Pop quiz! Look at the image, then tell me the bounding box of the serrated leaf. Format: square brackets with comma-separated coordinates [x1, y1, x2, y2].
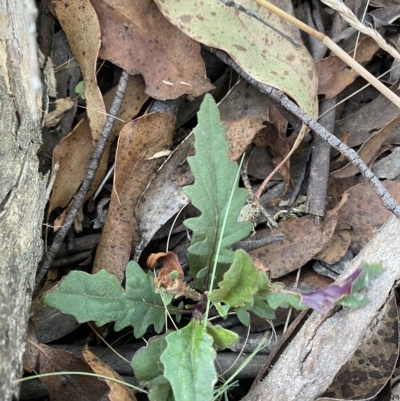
[160, 320, 217, 401]
[183, 94, 252, 283]
[208, 249, 259, 307]
[206, 324, 239, 349]
[41, 261, 165, 338]
[154, 0, 318, 119]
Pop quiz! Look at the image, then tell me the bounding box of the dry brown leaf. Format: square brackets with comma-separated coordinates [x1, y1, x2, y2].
[52, 0, 106, 143]
[338, 180, 400, 253]
[147, 251, 184, 290]
[314, 229, 352, 265]
[331, 116, 400, 178]
[91, 0, 213, 100]
[224, 117, 265, 161]
[93, 112, 175, 281]
[35, 342, 108, 400]
[82, 345, 137, 401]
[334, 80, 400, 149]
[326, 176, 360, 211]
[317, 37, 380, 100]
[249, 211, 338, 278]
[44, 97, 75, 127]
[49, 75, 148, 215]
[320, 292, 398, 400]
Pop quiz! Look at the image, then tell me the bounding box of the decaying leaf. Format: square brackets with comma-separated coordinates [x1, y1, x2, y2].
[249, 198, 346, 278]
[154, 0, 318, 119]
[93, 112, 175, 281]
[36, 343, 108, 400]
[52, 0, 106, 142]
[83, 345, 137, 401]
[91, 0, 213, 100]
[338, 180, 400, 253]
[49, 75, 148, 215]
[224, 117, 265, 161]
[331, 116, 400, 178]
[317, 37, 380, 99]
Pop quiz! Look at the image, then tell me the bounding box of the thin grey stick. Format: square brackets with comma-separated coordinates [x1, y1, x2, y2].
[219, 0, 299, 47]
[210, 47, 400, 219]
[36, 70, 130, 289]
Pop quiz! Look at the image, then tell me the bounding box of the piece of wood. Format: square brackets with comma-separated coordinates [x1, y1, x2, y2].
[242, 215, 400, 401]
[0, 1, 47, 399]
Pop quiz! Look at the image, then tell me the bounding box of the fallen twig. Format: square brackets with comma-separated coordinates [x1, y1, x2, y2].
[210, 48, 400, 219]
[35, 70, 130, 290]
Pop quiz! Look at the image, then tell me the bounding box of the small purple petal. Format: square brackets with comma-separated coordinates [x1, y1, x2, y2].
[301, 268, 363, 313]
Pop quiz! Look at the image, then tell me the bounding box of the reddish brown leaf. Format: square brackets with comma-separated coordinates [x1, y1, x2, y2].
[314, 229, 352, 265]
[224, 117, 265, 161]
[82, 345, 137, 401]
[331, 116, 400, 178]
[52, 0, 106, 142]
[91, 0, 213, 100]
[147, 251, 185, 291]
[338, 180, 400, 253]
[36, 343, 108, 401]
[317, 37, 380, 100]
[249, 198, 346, 278]
[93, 112, 175, 281]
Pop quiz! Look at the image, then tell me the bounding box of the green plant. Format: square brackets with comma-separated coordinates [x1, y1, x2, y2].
[42, 94, 382, 401]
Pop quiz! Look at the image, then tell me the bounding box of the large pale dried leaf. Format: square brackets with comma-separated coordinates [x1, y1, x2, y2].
[331, 116, 400, 178]
[91, 0, 213, 100]
[93, 112, 175, 280]
[36, 343, 108, 400]
[52, 0, 106, 142]
[317, 37, 380, 99]
[49, 75, 148, 214]
[338, 180, 400, 253]
[83, 345, 137, 401]
[321, 292, 398, 400]
[154, 0, 318, 119]
[249, 207, 340, 278]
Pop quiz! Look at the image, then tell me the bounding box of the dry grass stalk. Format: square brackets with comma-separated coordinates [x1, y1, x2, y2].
[250, 0, 400, 109]
[321, 0, 400, 64]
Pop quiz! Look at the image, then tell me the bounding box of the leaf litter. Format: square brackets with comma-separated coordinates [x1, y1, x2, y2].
[30, 0, 400, 400]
